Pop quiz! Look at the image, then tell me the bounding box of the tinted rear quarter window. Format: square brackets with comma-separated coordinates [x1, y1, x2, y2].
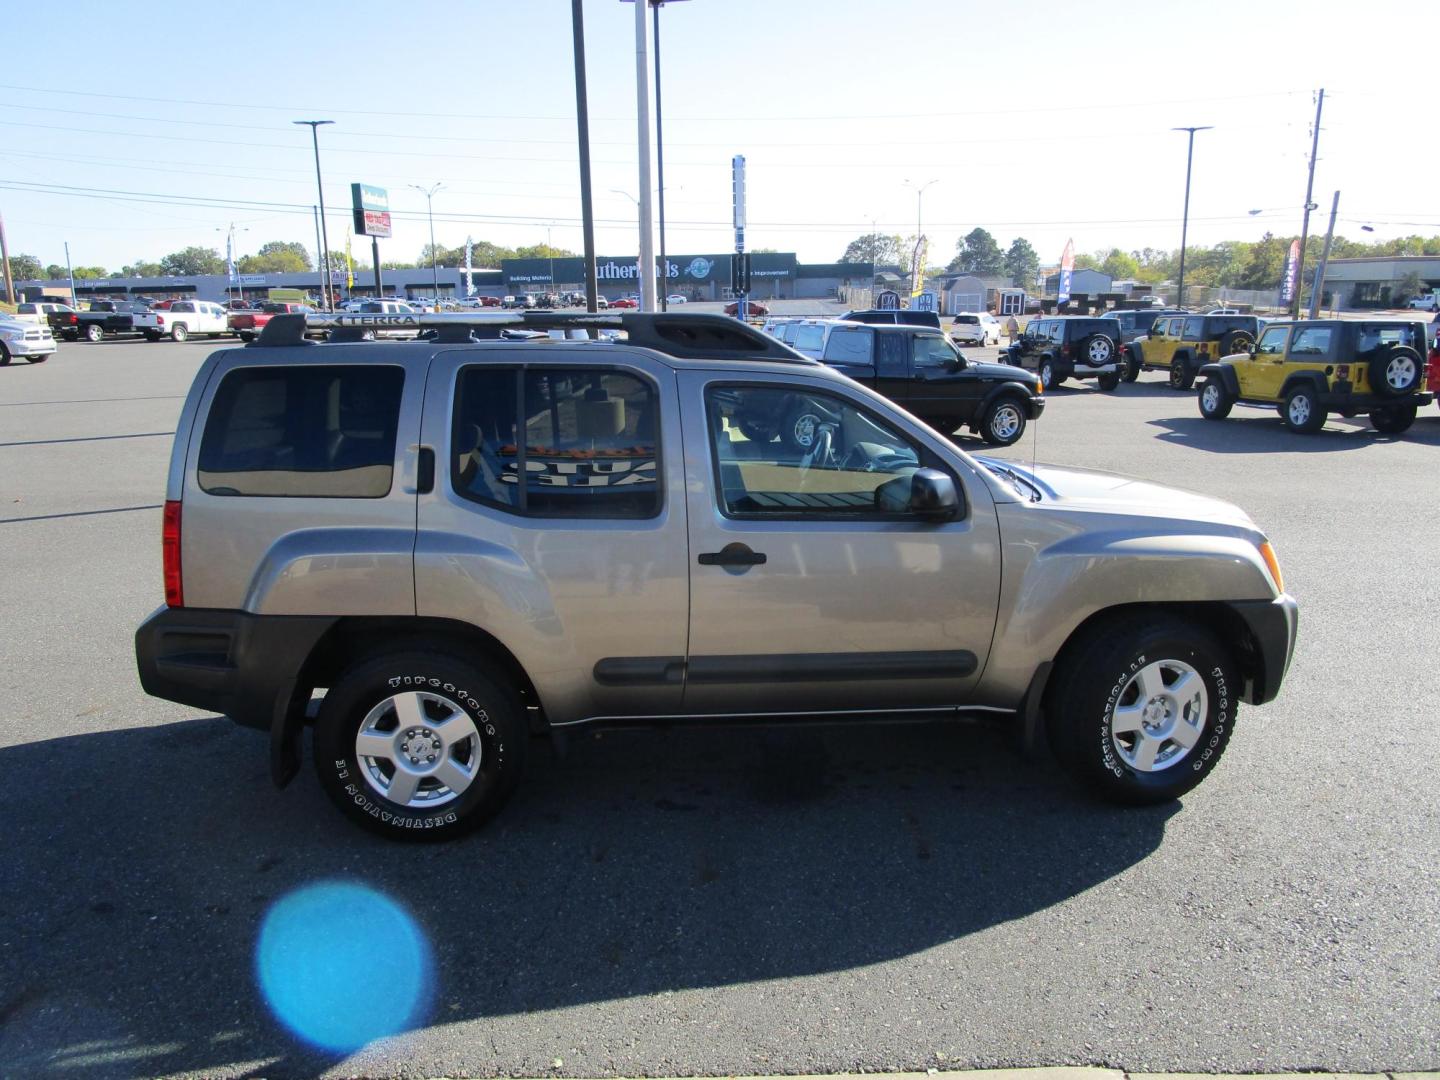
[198, 365, 404, 498]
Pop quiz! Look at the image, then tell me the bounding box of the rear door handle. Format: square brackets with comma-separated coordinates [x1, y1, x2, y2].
[698, 543, 767, 567]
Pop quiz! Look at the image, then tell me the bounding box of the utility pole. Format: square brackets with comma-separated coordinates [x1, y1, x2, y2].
[652, 0, 668, 311]
[633, 0, 657, 312]
[571, 0, 599, 313]
[294, 119, 335, 310]
[1308, 190, 1340, 319]
[0, 208, 14, 304]
[1172, 126, 1212, 310]
[1292, 89, 1324, 318]
[64, 241, 76, 306]
[311, 206, 325, 307]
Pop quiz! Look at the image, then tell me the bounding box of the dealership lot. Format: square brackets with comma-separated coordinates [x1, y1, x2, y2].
[1, 340, 1437, 1078]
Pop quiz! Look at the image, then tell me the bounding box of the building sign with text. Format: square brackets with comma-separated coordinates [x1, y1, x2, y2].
[351, 183, 392, 238]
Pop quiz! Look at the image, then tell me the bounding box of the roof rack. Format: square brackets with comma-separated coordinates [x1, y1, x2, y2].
[253, 311, 815, 364]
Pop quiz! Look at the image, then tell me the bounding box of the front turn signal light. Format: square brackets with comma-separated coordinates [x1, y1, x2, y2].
[1258, 540, 1284, 594]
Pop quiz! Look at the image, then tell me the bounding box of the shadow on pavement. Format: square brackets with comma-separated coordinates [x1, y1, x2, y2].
[1148, 411, 1440, 452]
[0, 716, 1175, 1078]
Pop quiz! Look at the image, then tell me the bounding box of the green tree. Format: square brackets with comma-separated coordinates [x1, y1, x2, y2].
[8, 253, 43, 280]
[514, 243, 576, 260]
[71, 266, 109, 280]
[1393, 271, 1426, 305]
[1002, 237, 1039, 289]
[159, 246, 224, 276]
[1236, 232, 1288, 291]
[947, 228, 1003, 275]
[1099, 248, 1139, 280]
[44, 264, 66, 279]
[840, 233, 904, 266]
[1072, 252, 1101, 271]
[238, 241, 311, 274]
[120, 260, 164, 277]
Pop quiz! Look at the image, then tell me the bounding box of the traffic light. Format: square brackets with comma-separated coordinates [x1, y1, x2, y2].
[730, 253, 751, 294]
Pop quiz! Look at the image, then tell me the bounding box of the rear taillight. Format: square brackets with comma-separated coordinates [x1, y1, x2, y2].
[155, 314, 165, 325]
[68, 313, 78, 324]
[1060, 343, 1071, 358]
[162, 500, 183, 607]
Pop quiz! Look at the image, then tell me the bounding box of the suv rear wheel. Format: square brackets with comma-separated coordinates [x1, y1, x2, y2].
[1370, 346, 1422, 398]
[1282, 385, 1326, 433]
[1122, 346, 1141, 383]
[314, 648, 527, 840]
[1047, 615, 1238, 804]
[1096, 371, 1120, 392]
[1370, 403, 1417, 434]
[1169, 356, 1195, 390]
[1198, 379, 1234, 420]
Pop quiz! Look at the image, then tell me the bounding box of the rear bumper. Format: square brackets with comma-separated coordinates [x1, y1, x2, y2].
[135, 606, 335, 731]
[1226, 594, 1299, 706]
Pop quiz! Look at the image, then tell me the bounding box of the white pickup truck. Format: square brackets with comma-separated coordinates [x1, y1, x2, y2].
[1406, 294, 1438, 312]
[153, 300, 230, 341]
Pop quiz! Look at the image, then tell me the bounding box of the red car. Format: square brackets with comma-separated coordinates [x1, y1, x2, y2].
[724, 300, 770, 317]
[609, 298, 638, 309]
[479, 296, 501, 307]
[1427, 335, 1440, 403]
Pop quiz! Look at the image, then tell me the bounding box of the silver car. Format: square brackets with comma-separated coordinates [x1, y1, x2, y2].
[136, 311, 1298, 840]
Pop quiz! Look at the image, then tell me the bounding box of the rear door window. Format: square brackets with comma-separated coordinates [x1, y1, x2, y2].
[912, 334, 957, 368]
[198, 365, 404, 498]
[1182, 317, 1206, 341]
[452, 366, 660, 519]
[822, 327, 874, 365]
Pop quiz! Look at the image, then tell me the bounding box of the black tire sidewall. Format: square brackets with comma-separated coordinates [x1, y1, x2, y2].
[314, 652, 525, 840]
[0, 343, 10, 366]
[983, 400, 1025, 445]
[1050, 620, 1238, 804]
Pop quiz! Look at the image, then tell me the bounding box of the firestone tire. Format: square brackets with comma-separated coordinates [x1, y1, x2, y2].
[313, 649, 527, 841]
[1047, 615, 1239, 805]
[1198, 379, 1234, 420]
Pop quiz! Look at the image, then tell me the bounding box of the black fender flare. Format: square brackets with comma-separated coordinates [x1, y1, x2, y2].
[1197, 362, 1239, 397]
[1172, 348, 1196, 371]
[978, 381, 1043, 419]
[1278, 370, 1328, 400]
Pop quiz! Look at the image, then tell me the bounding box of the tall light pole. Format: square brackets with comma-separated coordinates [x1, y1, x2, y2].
[1172, 126, 1212, 310]
[903, 178, 938, 296]
[632, 0, 657, 311]
[411, 183, 442, 307]
[294, 120, 334, 310]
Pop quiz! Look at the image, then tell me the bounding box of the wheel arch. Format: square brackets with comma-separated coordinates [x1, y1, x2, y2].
[1197, 362, 1240, 396]
[1037, 601, 1273, 721]
[272, 615, 546, 788]
[1279, 370, 1327, 399]
[979, 381, 1041, 417]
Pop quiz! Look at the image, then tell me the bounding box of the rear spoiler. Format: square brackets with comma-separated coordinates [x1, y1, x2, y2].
[254, 310, 815, 364]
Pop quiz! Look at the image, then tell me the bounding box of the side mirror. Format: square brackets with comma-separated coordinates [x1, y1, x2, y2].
[897, 468, 959, 521]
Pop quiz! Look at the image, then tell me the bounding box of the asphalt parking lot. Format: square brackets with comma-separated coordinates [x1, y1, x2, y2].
[1, 337, 1438, 1080]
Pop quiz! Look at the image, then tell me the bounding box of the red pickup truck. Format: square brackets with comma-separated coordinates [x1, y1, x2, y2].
[227, 302, 315, 342]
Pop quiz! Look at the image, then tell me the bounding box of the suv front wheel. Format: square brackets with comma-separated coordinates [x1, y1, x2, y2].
[1169, 357, 1195, 390]
[1047, 615, 1238, 804]
[314, 648, 527, 840]
[1198, 379, 1234, 420]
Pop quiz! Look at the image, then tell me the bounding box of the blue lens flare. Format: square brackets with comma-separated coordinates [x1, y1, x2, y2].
[256, 881, 433, 1054]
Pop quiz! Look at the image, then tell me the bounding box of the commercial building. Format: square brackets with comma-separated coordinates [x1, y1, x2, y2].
[1316, 255, 1440, 309]
[17, 253, 875, 306]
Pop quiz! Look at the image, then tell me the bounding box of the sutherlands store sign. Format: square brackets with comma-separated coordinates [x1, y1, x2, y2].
[504, 253, 798, 287]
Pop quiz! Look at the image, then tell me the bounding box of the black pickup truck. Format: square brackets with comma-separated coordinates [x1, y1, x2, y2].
[782, 322, 1045, 446]
[48, 301, 163, 343]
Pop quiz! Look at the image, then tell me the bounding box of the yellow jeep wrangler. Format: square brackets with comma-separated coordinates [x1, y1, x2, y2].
[1196, 319, 1433, 434]
[1131, 314, 1259, 389]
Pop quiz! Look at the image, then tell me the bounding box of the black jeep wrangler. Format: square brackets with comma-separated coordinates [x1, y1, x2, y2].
[1005, 316, 1123, 391]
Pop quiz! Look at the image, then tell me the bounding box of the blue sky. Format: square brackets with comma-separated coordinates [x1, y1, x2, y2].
[2, 0, 1434, 272]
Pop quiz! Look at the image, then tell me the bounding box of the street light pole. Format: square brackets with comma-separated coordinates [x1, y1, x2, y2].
[411, 183, 443, 307]
[294, 120, 334, 310]
[1172, 126, 1213, 310]
[632, 0, 657, 311]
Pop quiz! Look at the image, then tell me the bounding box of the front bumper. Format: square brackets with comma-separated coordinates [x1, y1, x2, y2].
[3, 336, 56, 357]
[1226, 594, 1299, 705]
